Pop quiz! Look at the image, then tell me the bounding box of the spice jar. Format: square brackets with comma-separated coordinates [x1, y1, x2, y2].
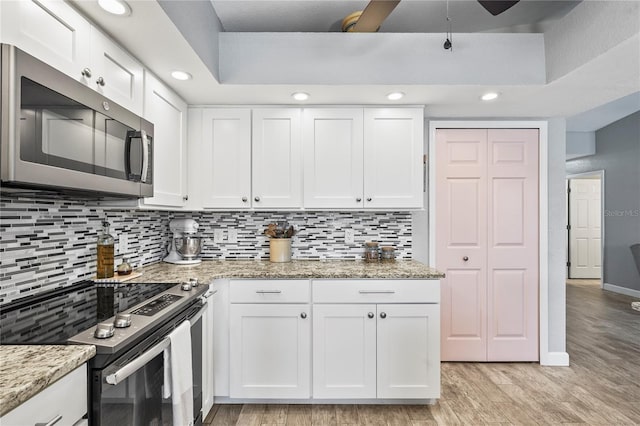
[364, 242, 380, 262]
[117, 258, 133, 275]
[380, 246, 396, 261]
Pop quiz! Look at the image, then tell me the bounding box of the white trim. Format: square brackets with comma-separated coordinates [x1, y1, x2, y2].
[542, 351, 570, 366]
[566, 170, 605, 288]
[214, 397, 436, 405]
[604, 283, 640, 298]
[428, 121, 552, 365]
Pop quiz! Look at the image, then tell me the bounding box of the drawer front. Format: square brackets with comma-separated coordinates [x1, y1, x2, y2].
[1, 364, 87, 426]
[312, 280, 439, 304]
[230, 280, 310, 303]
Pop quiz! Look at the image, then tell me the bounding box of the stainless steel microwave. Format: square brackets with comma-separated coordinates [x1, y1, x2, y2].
[0, 44, 153, 197]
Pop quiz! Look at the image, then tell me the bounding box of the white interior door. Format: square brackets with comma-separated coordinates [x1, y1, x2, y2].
[569, 178, 602, 279]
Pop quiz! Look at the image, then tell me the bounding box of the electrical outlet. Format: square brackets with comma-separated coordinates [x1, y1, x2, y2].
[228, 229, 238, 244]
[120, 235, 129, 254]
[345, 229, 355, 244]
[213, 229, 224, 244]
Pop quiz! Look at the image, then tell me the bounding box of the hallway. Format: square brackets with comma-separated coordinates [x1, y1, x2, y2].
[205, 281, 640, 425]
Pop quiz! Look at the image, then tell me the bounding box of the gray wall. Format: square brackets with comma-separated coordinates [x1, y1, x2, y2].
[566, 111, 640, 291]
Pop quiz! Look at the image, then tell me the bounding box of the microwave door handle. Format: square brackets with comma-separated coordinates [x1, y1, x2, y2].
[124, 130, 134, 180]
[140, 130, 149, 183]
[105, 336, 170, 385]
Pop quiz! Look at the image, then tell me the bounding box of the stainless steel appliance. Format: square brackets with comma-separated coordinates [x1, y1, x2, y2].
[164, 219, 203, 265]
[0, 280, 210, 426]
[0, 44, 153, 197]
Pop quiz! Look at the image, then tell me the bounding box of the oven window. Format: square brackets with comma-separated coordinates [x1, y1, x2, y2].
[20, 77, 134, 179]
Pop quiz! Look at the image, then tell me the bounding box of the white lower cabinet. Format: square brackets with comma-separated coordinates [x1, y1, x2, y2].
[1, 364, 87, 426]
[230, 303, 311, 399]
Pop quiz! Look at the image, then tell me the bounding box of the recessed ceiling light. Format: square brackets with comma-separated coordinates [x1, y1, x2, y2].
[481, 92, 499, 101]
[171, 71, 192, 81]
[387, 92, 404, 101]
[98, 0, 131, 16]
[292, 92, 310, 101]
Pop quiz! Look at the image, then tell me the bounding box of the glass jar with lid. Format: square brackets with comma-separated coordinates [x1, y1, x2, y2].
[364, 241, 380, 262]
[380, 246, 396, 261]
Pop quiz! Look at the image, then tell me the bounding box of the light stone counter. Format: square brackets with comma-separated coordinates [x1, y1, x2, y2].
[126, 259, 444, 284]
[0, 345, 96, 416]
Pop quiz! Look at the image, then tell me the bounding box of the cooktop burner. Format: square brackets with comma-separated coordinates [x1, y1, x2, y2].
[0, 281, 176, 345]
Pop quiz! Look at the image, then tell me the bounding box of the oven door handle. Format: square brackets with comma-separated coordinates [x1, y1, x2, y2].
[105, 336, 171, 385]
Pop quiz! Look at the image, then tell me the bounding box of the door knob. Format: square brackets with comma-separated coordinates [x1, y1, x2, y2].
[81, 68, 92, 78]
[242, 197, 248, 202]
[366, 197, 372, 202]
[367, 312, 374, 319]
[463, 256, 469, 261]
[356, 197, 362, 202]
[254, 196, 260, 202]
[96, 77, 106, 86]
[380, 312, 387, 319]
[300, 312, 307, 319]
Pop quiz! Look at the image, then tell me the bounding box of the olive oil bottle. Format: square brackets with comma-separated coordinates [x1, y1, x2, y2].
[96, 221, 115, 278]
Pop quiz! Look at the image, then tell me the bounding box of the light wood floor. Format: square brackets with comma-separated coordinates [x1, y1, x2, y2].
[204, 282, 640, 425]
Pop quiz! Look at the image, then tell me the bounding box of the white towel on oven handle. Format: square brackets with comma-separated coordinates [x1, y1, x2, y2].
[163, 320, 194, 426]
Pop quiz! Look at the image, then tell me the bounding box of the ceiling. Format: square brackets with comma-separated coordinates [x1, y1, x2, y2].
[69, 0, 639, 126]
[211, 0, 581, 33]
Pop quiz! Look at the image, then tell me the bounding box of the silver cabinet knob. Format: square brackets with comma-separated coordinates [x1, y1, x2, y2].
[463, 256, 469, 261]
[300, 312, 307, 319]
[366, 197, 372, 202]
[35, 414, 63, 426]
[183, 195, 189, 201]
[380, 312, 387, 319]
[242, 197, 248, 202]
[114, 313, 131, 328]
[367, 312, 374, 319]
[96, 76, 106, 86]
[254, 196, 260, 202]
[94, 322, 115, 339]
[356, 197, 362, 202]
[81, 68, 92, 78]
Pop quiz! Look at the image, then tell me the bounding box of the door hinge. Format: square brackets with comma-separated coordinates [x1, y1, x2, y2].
[567, 187, 571, 193]
[567, 261, 571, 267]
[567, 224, 571, 230]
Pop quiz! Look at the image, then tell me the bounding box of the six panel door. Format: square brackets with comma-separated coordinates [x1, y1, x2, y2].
[436, 128, 539, 362]
[569, 178, 602, 279]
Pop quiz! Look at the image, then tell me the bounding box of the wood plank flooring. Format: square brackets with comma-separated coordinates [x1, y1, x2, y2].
[204, 282, 640, 425]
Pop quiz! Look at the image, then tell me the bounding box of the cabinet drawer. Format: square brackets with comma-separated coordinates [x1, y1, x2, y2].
[312, 280, 439, 303]
[1, 364, 87, 426]
[230, 280, 310, 303]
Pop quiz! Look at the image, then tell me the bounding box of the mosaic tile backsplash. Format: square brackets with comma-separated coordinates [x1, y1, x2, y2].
[1, 193, 412, 303]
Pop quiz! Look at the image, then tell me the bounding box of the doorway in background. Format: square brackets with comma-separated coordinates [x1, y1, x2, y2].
[567, 171, 604, 287]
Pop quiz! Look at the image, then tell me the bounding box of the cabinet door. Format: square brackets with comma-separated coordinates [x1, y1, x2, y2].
[230, 304, 311, 399]
[303, 108, 364, 209]
[142, 73, 187, 207]
[90, 28, 144, 115]
[312, 304, 377, 399]
[201, 286, 216, 418]
[252, 108, 302, 209]
[377, 304, 440, 399]
[201, 109, 252, 209]
[364, 108, 424, 209]
[0, 0, 91, 80]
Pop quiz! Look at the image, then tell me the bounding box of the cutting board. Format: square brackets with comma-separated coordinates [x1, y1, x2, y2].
[93, 271, 142, 283]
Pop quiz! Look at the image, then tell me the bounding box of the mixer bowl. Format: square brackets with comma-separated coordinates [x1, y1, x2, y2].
[174, 235, 202, 259]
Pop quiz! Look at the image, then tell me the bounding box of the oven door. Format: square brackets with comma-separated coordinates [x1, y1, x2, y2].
[94, 307, 204, 426]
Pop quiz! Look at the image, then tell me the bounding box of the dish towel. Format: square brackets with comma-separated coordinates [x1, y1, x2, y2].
[163, 320, 194, 426]
[632, 301, 640, 312]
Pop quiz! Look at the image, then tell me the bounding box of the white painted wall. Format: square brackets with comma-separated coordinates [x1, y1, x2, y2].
[566, 132, 596, 160]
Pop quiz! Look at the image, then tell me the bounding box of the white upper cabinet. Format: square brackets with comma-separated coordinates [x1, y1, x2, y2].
[200, 108, 252, 209]
[364, 108, 424, 209]
[303, 108, 364, 209]
[0, 0, 144, 115]
[90, 28, 144, 115]
[142, 72, 188, 208]
[0, 0, 91, 80]
[252, 108, 302, 209]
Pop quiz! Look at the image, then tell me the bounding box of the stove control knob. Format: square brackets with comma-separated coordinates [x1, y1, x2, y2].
[114, 313, 132, 328]
[94, 323, 115, 339]
[181, 282, 192, 291]
[189, 278, 199, 287]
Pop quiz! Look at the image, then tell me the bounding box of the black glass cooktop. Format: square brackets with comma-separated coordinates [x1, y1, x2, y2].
[0, 281, 177, 344]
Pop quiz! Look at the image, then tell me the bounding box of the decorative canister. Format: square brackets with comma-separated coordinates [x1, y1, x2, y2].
[364, 241, 380, 262]
[270, 238, 292, 263]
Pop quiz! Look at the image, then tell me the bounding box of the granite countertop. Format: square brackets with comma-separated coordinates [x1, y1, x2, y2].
[126, 259, 444, 284]
[0, 345, 96, 416]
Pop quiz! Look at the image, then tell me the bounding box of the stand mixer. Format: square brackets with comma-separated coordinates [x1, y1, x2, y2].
[163, 218, 203, 265]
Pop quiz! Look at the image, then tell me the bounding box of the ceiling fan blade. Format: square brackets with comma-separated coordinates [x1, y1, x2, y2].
[477, 0, 519, 16]
[351, 0, 401, 32]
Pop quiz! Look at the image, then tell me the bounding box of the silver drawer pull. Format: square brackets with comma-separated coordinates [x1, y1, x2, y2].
[256, 290, 282, 294]
[358, 290, 396, 294]
[35, 415, 63, 426]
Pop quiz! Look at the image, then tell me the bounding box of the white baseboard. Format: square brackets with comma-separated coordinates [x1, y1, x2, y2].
[603, 283, 640, 298]
[541, 351, 570, 366]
